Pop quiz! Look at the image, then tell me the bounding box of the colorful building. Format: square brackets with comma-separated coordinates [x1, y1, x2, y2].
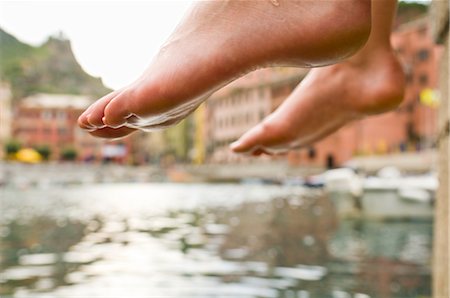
[12, 93, 134, 162]
[0, 83, 13, 158]
[205, 68, 308, 162]
[12, 93, 97, 160]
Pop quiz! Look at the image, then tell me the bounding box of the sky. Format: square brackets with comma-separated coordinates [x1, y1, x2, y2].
[0, 1, 193, 89]
[0, 0, 431, 90]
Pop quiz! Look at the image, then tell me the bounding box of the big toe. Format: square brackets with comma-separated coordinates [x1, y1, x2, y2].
[79, 90, 122, 129]
[230, 120, 291, 154]
[230, 125, 263, 154]
[103, 89, 135, 128]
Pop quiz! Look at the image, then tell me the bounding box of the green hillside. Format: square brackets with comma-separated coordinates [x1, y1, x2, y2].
[0, 28, 111, 101]
[396, 1, 429, 26]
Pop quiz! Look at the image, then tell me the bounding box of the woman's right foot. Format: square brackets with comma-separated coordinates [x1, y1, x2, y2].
[231, 48, 405, 155]
[78, 0, 371, 138]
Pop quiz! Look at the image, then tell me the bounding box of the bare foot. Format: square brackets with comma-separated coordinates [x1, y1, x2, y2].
[230, 48, 405, 155]
[78, 0, 371, 138]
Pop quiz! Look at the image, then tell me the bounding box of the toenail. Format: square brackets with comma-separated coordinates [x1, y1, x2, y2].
[80, 123, 93, 130]
[85, 127, 98, 132]
[230, 140, 242, 150]
[85, 113, 93, 122]
[102, 116, 121, 129]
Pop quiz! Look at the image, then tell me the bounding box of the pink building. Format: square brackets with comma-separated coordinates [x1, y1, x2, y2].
[205, 68, 307, 162]
[13, 93, 133, 162]
[392, 17, 441, 142]
[0, 83, 13, 159]
[13, 94, 94, 159]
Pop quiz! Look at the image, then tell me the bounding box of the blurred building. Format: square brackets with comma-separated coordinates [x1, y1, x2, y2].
[201, 17, 442, 167]
[12, 93, 106, 161]
[205, 68, 308, 162]
[0, 83, 13, 158]
[193, 104, 206, 164]
[393, 17, 441, 145]
[13, 93, 140, 163]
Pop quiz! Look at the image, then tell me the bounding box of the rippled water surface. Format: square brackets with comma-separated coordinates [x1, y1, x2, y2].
[0, 182, 432, 297]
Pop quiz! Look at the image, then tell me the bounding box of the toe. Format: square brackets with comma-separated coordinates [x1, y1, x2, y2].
[88, 90, 123, 128]
[78, 113, 93, 130]
[103, 89, 134, 128]
[230, 123, 271, 153]
[89, 126, 137, 139]
[78, 105, 96, 129]
[231, 119, 293, 154]
[79, 90, 122, 129]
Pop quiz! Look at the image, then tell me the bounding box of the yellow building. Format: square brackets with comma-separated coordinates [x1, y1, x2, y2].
[0, 83, 13, 159]
[193, 104, 206, 164]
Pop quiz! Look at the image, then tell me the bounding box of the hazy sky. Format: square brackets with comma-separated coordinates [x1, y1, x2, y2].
[0, 0, 431, 90]
[0, 1, 193, 89]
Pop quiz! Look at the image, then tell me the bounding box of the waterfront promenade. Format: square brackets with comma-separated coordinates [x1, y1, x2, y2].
[0, 150, 437, 187]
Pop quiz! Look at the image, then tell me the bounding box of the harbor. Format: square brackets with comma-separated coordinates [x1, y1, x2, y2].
[0, 163, 434, 297]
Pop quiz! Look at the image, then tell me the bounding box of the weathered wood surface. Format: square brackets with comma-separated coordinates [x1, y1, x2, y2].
[431, 1, 449, 297]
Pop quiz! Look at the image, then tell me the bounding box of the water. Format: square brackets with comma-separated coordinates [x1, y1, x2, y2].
[0, 182, 432, 297]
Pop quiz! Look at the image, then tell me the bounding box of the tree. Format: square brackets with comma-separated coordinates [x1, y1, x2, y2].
[35, 145, 51, 161]
[60, 147, 77, 161]
[4, 140, 21, 156]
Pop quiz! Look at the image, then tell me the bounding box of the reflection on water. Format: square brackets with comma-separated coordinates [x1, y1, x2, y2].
[0, 183, 432, 297]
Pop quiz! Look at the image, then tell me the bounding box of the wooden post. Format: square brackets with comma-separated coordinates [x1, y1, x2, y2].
[431, 1, 449, 297]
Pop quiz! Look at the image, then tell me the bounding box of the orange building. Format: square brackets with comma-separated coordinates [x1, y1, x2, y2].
[12, 93, 133, 162]
[12, 94, 163, 163]
[205, 68, 307, 162]
[13, 93, 98, 160]
[0, 83, 13, 159]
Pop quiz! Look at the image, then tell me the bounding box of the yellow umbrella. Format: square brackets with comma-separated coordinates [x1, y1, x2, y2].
[15, 148, 42, 164]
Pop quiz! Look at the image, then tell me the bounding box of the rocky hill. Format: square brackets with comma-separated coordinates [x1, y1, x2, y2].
[396, 1, 430, 27]
[0, 28, 111, 101]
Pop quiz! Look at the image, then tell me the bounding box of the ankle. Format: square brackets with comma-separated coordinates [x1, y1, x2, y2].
[354, 57, 406, 115]
[347, 44, 396, 67]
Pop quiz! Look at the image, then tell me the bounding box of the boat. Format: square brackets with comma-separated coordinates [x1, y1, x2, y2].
[324, 167, 436, 220]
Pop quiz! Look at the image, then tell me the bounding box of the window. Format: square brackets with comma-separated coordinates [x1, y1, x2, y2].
[308, 147, 316, 160]
[418, 74, 428, 85]
[42, 110, 52, 120]
[416, 49, 429, 62]
[405, 72, 413, 84]
[57, 111, 66, 120]
[58, 128, 68, 135]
